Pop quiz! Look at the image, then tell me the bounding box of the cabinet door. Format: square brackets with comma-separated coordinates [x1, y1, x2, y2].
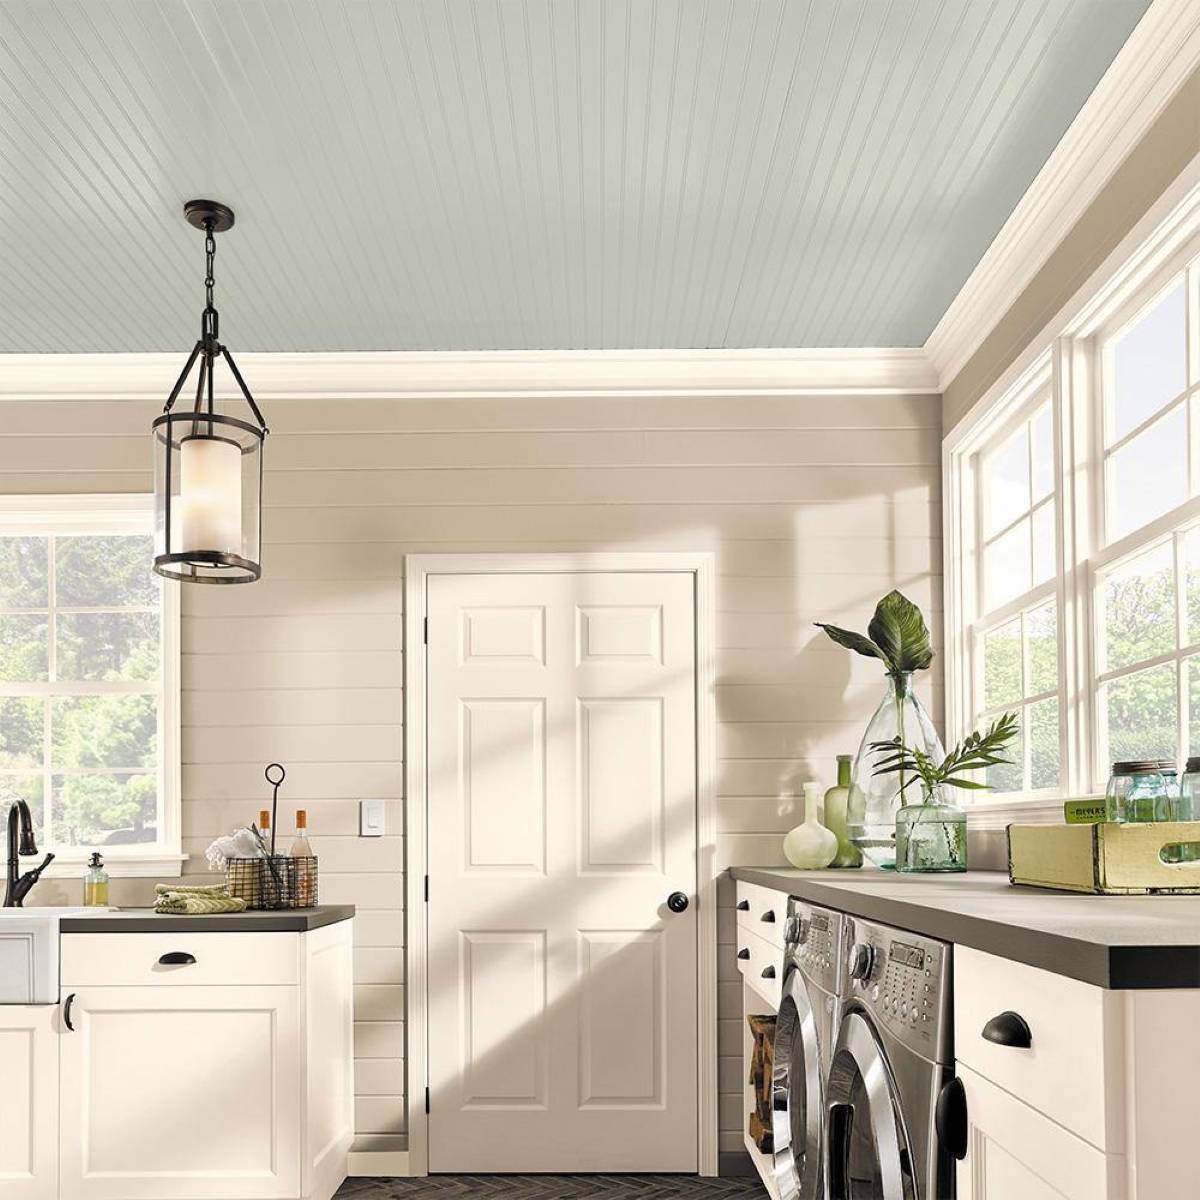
[0, 1006, 57, 1200]
[60, 985, 300, 1199]
[957, 1064, 1121, 1200]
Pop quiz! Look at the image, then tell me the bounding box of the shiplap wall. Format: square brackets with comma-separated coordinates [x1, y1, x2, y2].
[10, 389, 941, 1158]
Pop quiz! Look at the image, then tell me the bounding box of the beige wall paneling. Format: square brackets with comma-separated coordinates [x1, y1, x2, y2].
[10, 388, 940, 1162]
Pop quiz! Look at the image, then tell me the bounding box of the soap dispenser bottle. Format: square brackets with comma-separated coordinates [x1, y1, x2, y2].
[83, 852, 109, 907]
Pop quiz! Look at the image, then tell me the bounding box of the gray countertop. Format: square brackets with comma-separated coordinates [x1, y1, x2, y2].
[729, 867, 1200, 989]
[60, 904, 355, 933]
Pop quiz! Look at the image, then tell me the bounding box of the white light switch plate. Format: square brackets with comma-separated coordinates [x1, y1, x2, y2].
[359, 799, 385, 837]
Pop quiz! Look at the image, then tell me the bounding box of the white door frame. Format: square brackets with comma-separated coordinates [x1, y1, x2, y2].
[403, 551, 717, 1177]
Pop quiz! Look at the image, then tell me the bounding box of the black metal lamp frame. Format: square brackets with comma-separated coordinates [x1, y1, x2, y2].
[153, 200, 269, 585]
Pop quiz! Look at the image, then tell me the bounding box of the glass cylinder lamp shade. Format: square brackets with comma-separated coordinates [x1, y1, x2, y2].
[153, 410, 263, 584]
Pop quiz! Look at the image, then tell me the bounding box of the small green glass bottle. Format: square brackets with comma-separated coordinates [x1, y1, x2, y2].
[823, 755, 862, 868]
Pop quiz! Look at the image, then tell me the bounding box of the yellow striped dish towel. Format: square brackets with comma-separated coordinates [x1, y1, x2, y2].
[154, 882, 248, 915]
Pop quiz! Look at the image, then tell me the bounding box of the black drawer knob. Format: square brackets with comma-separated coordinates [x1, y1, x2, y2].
[761, 909, 776, 923]
[666, 891, 689, 914]
[737, 948, 750, 960]
[761, 965, 776, 979]
[982, 1011, 1032, 1049]
[736, 899, 750, 911]
[158, 951, 197, 966]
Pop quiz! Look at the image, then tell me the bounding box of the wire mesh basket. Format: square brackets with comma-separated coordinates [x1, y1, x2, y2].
[226, 855, 318, 910]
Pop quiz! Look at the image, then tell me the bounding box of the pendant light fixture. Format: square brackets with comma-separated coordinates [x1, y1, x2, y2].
[153, 200, 268, 585]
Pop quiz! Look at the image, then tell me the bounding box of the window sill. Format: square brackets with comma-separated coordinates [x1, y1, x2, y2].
[39, 852, 188, 880]
[965, 797, 1066, 831]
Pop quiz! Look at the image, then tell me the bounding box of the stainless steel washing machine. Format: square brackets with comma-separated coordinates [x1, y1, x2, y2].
[772, 899, 842, 1200]
[824, 916, 960, 1200]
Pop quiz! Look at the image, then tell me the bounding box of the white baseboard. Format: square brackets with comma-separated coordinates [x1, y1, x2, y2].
[346, 1149, 411, 1177]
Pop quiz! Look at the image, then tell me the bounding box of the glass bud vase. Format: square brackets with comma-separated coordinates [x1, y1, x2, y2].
[895, 784, 968, 873]
[848, 672, 944, 870]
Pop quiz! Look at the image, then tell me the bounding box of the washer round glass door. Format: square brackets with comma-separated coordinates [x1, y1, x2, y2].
[772, 970, 822, 1199]
[824, 1010, 915, 1200]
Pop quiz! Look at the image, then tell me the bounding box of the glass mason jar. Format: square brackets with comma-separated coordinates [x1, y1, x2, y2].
[848, 672, 944, 870]
[895, 785, 968, 873]
[1181, 758, 1200, 823]
[1105, 760, 1173, 823]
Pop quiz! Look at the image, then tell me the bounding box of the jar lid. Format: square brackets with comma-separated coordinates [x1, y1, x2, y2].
[1111, 759, 1170, 775]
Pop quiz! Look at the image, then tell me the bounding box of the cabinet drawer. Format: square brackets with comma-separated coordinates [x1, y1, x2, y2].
[737, 927, 782, 1010]
[62, 932, 299, 987]
[956, 1064, 1118, 1200]
[954, 945, 1122, 1152]
[735, 881, 786, 949]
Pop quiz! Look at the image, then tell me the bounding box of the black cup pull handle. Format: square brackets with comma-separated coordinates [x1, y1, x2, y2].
[158, 951, 197, 966]
[761, 909, 776, 923]
[761, 964, 776, 979]
[737, 948, 750, 960]
[666, 891, 689, 914]
[982, 1011, 1032, 1049]
[63, 992, 75, 1032]
[736, 899, 750, 911]
[935, 1077, 968, 1160]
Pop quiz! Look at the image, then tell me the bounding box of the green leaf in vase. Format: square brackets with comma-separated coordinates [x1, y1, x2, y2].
[813, 623, 887, 663]
[866, 590, 934, 674]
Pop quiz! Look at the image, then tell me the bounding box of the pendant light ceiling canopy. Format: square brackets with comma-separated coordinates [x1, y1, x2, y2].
[152, 200, 268, 586]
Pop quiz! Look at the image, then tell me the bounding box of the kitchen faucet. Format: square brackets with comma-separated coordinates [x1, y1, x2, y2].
[5, 794, 54, 907]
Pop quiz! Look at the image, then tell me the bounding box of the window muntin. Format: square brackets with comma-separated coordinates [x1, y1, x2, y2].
[0, 501, 175, 860]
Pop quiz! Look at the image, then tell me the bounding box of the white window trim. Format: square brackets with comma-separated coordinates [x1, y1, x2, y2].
[945, 158, 1200, 827]
[0, 494, 183, 877]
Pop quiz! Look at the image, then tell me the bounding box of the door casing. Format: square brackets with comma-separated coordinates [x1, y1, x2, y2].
[403, 552, 717, 1176]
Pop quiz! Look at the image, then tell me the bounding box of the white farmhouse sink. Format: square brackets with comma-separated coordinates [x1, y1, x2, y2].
[0, 907, 102, 1003]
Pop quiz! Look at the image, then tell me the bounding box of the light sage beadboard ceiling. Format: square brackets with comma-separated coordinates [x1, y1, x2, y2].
[0, 0, 1151, 353]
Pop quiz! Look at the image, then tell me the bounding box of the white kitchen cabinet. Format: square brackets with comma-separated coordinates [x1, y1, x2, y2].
[0, 1005, 57, 1200]
[57, 921, 353, 1200]
[956, 944, 1200, 1200]
[956, 1064, 1118, 1200]
[59, 984, 302, 1199]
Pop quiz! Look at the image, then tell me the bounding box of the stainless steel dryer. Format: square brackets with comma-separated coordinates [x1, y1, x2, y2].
[772, 899, 842, 1200]
[824, 916, 960, 1200]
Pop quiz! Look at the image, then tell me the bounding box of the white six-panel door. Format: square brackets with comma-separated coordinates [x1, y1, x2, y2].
[425, 571, 699, 1172]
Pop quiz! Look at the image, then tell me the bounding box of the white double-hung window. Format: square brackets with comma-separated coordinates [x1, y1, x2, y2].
[946, 178, 1200, 818]
[953, 366, 1064, 802]
[0, 496, 181, 874]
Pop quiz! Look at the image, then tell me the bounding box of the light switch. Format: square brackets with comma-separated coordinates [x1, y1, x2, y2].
[359, 799, 385, 837]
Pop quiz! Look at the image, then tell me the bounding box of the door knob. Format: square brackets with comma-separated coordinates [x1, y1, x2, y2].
[667, 891, 690, 913]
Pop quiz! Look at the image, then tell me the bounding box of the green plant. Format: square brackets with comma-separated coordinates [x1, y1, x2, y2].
[870, 712, 1019, 799]
[815, 590, 934, 677]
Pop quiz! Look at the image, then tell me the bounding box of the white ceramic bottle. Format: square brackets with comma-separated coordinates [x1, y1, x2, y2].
[782, 781, 839, 870]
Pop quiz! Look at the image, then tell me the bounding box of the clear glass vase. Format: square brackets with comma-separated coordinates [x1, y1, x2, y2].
[847, 672, 944, 870]
[895, 785, 967, 873]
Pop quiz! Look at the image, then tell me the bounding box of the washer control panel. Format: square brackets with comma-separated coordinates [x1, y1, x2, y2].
[786, 899, 841, 994]
[843, 917, 950, 1063]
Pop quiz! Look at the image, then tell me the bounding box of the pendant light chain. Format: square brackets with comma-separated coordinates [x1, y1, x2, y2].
[202, 218, 219, 343]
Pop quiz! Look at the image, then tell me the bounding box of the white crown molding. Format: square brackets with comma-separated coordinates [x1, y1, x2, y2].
[925, 0, 1200, 392]
[0, 346, 937, 400]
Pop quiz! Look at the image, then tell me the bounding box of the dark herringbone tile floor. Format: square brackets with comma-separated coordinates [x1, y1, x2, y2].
[336, 1176, 764, 1198]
